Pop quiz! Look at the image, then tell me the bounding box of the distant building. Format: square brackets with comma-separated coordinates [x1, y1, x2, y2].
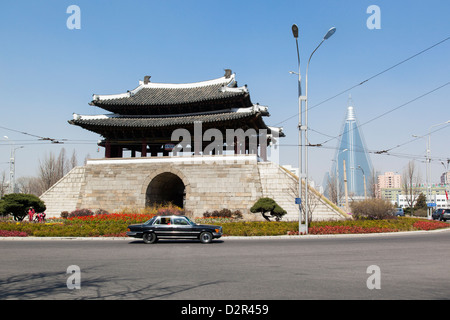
[378, 172, 401, 189]
[393, 186, 449, 208]
[380, 188, 402, 204]
[377, 172, 401, 198]
[331, 97, 373, 200]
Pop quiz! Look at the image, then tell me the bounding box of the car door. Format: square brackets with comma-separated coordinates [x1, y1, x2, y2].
[153, 216, 175, 238]
[172, 216, 199, 239]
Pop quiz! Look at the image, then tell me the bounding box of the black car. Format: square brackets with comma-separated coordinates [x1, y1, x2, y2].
[441, 209, 450, 222]
[432, 208, 446, 221]
[126, 215, 223, 244]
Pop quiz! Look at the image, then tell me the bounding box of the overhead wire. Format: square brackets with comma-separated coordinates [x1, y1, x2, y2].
[274, 35, 450, 127]
[316, 81, 450, 148]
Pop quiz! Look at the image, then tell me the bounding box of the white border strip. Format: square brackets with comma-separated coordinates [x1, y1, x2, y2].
[86, 154, 258, 165]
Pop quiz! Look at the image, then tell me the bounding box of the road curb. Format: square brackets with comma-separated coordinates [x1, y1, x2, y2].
[0, 227, 449, 241]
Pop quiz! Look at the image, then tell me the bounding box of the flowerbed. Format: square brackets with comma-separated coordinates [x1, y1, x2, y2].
[0, 213, 448, 237]
[0, 230, 28, 237]
[0, 213, 156, 237]
[287, 226, 397, 235]
[413, 220, 448, 231]
[286, 218, 449, 236]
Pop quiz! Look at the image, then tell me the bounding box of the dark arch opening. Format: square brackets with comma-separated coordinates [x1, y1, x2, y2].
[145, 172, 185, 208]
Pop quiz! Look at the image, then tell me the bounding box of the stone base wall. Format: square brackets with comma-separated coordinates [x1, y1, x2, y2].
[40, 155, 348, 221]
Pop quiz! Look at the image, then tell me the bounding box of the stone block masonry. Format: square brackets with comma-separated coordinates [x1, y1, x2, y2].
[40, 155, 347, 221]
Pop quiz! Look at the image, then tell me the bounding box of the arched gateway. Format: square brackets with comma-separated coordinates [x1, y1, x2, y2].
[141, 167, 191, 210]
[146, 172, 185, 208]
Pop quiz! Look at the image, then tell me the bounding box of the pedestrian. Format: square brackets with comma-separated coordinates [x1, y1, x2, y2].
[28, 207, 35, 222]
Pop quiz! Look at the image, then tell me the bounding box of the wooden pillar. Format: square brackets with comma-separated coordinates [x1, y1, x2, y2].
[141, 140, 147, 157]
[105, 141, 111, 158]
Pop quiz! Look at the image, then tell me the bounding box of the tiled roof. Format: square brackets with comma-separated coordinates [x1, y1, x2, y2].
[90, 73, 249, 110]
[69, 109, 264, 129]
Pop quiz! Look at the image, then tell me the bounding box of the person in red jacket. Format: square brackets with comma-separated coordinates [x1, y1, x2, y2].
[28, 207, 35, 222]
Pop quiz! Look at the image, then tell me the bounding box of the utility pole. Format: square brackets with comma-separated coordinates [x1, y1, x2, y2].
[343, 159, 349, 213]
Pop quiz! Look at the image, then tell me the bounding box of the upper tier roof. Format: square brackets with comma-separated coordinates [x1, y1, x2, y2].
[89, 71, 252, 115]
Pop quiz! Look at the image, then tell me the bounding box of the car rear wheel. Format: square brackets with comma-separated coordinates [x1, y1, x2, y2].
[143, 232, 157, 244]
[199, 231, 213, 244]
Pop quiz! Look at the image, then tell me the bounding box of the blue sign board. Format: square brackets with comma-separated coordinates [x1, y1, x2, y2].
[295, 198, 301, 205]
[427, 203, 436, 207]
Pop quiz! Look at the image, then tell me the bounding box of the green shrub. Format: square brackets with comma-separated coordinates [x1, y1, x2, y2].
[250, 198, 287, 221]
[0, 193, 46, 221]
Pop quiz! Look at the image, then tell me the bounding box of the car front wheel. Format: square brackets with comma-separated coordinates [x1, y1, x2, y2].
[143, 232, 157, 244]
[199, 231, 213, 244]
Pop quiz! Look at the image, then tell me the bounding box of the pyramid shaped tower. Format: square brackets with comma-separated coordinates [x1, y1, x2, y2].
[333, 97, 373, 199]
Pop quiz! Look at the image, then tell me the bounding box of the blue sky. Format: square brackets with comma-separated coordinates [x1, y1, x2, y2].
[0, 0, 449, 186]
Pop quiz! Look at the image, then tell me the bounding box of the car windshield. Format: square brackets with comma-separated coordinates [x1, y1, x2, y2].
[183, 216, 196, 225]
[144, 217, 157, 225]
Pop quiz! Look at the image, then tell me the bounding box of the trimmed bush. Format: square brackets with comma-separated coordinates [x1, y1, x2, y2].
[250, 198, 287, 221]
[0, 193, 46, 221]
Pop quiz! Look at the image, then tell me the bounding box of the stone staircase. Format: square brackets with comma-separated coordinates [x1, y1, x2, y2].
[40, 166, 86, 218]
[257, 162, 348, 221]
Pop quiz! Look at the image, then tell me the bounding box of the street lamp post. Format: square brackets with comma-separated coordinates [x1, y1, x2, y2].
[334, 148, 348, 207]
[3, 136, 24, 194]
[357, 165, 367, 200]
[291, 24, 306, 234]
[304, 26, 336, 233]
[427, 120, 450, 219]
[442, 160, 450, 207]
[413, 119, 450, 219]
[9, 145, 24, 193]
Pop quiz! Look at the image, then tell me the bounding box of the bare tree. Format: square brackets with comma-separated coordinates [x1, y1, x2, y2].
[37, 148, 76, 195]
[70, 149, 78, 168]
[402, 160, 421, 215]
[15, 176, 42, 196]
[326, 173, 338, 205]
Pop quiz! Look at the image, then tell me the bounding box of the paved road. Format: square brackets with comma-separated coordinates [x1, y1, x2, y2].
[1, 230, 449, 301]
